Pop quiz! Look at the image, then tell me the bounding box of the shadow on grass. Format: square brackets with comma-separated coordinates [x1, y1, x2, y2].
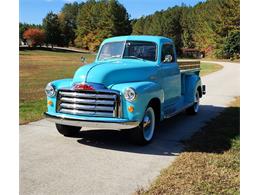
[184, 105, 240, 154]
[73, 104, 239, 156]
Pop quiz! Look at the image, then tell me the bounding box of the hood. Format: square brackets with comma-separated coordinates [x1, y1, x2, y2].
[72, 59, 159, 87]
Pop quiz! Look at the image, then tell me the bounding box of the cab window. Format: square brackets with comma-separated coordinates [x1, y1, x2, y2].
[161, 43, 175, 63]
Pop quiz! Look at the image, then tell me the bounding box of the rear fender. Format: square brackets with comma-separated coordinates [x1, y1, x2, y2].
[184, 75, 201, 103]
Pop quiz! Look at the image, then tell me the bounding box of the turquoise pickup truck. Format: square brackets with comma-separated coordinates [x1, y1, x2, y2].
[44, 35, 205, 145]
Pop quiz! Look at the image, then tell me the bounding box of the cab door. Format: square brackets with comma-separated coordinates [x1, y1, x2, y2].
[160, 43, 181, 112]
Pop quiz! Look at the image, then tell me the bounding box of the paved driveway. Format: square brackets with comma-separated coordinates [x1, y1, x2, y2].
[20, 61, 240, 195]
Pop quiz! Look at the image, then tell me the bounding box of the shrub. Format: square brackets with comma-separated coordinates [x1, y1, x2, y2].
[23, 28, 45, 47]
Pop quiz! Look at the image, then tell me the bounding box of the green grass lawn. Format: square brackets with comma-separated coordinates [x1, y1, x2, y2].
[200, 62, 223, 76]
[19, 49, 222, 124]
[137, 97, 240, 195]
[19, 49, 96, 124]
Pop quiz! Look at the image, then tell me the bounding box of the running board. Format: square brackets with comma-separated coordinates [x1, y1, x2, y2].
[164, 103, 194, 119]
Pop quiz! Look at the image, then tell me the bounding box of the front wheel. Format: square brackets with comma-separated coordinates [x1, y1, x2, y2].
[186, 90, 200, 115]
[131, 107, 156, 145]
[55, 124, 81, 137]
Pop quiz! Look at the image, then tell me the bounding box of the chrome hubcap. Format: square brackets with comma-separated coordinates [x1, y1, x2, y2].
[143, 107, 155, 141]
[143, 116, 151, 128]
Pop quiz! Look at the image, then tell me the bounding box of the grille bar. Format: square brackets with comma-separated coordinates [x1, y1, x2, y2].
[57, 89, 120, 118]
[60, 97, 115, 105]
[59, 91, 117, 100]
[60, 103, 115, 112]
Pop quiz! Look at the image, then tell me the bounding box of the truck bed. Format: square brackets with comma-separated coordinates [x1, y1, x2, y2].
[177, 60, 200, 72]
[177, 60, 201, 97]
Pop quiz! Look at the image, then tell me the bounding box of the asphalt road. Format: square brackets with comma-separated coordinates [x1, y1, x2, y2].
[20, 61, 240, 195]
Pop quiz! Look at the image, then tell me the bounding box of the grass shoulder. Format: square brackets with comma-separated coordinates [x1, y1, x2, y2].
[20, 99, 46, 125]
[200, 62, 223, 76]
[203, 58, 240, 63]
[137, 97, 240, 195]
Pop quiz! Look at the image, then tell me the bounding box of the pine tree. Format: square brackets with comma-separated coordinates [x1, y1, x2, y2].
[42, 12, 61, 48]
[75, 0, 131, 51]
[59, 2, 80, 46]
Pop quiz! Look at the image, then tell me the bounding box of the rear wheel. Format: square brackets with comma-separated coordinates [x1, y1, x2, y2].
[131, 107, 156, 145]
[55, 124, 81, 137]
[186, 90, 200, 115]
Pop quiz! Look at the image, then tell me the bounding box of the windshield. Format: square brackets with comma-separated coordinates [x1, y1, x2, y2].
[98, 41, 157, 61]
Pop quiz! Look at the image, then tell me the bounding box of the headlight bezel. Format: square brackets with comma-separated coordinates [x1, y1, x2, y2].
[124, 87, 136, 102]
[45, 83, 56, 97]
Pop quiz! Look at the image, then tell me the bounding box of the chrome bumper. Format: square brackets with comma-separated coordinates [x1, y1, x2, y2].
[44, 112, 139, 130]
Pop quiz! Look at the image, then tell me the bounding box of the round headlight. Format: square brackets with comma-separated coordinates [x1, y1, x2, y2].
[124, 87, 136, 102]
[45, 83, 56, 97]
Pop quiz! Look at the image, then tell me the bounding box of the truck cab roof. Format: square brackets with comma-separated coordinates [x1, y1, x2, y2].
[102, 35, 173, 45]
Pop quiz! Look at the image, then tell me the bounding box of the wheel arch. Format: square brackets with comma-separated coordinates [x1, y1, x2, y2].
[147, 97, 161, 122]
[111, 81, 164, 122]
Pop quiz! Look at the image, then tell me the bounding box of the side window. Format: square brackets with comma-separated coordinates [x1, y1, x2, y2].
[161, 43, 175, 63]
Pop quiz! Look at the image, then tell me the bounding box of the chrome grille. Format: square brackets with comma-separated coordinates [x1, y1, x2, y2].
[57, 90, 120, 118]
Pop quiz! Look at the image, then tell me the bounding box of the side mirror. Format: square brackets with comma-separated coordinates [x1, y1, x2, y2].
[163, 54, 173, 63]
[81, 56, 87, 63]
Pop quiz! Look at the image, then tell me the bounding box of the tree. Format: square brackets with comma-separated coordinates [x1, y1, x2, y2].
[132, 17, 145, 34]
[105, 0, 132, 36]
[42, 12, 61, 48]
[75, 0, 106, 50]
[181, 7, 196, 48]
[20, 23, 29, 41]
[132, 0, 240, 58]
[75, 0, 131, 51]
[23, 28, 45, 47]
[223, 30, 240, 59]
[211, 0, 240, 58]
[59, 2, 81, 46]
[19, 23, 42, 43]
[146, 11, 164, 35]
[162, 7, 185, 53]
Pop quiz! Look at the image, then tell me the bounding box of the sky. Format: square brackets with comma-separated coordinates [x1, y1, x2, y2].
[19, 0, 205, 24]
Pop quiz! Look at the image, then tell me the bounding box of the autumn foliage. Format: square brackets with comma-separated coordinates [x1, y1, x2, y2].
[23, 28, 45, 47]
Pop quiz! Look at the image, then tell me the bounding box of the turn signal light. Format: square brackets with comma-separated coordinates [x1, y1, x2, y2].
[128, 106, 134, 113]
[47, 100, 53, 106]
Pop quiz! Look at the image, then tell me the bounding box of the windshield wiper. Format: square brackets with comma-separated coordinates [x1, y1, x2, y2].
[124, 56, 145, 61]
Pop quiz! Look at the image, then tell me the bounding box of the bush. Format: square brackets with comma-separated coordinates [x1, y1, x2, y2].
[23, 28, 45, 47]
[223, 30, 240, 59]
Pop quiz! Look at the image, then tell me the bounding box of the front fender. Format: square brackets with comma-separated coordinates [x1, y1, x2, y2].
[51, 78, 73, 90]
[47, 78, 73, 113]
[110, 81, 164, 122]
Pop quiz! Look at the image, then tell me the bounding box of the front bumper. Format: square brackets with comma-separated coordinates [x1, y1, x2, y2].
[44, 112, 139, 130]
